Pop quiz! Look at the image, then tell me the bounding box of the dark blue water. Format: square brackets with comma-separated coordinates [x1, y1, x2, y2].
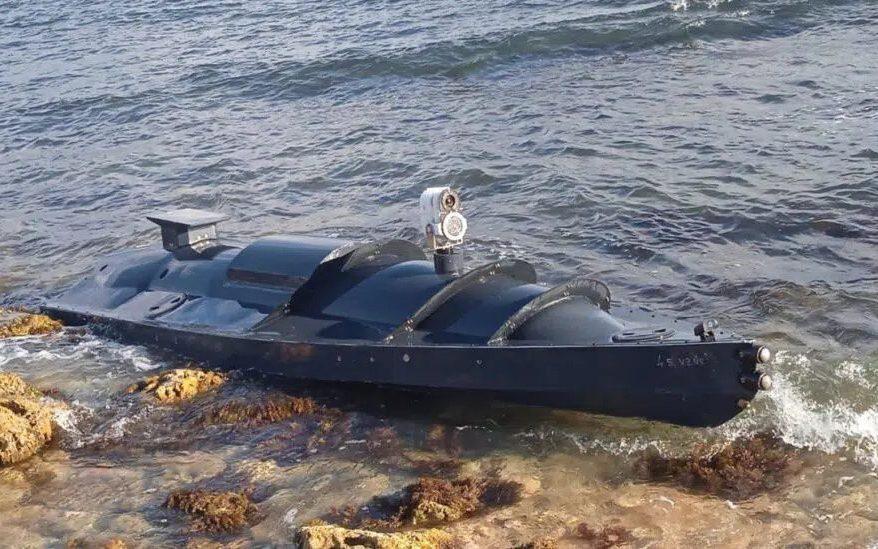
[1, 0, 878, 545]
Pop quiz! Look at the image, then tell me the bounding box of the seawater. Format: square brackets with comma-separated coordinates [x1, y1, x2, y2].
[1, 0, 877, 546]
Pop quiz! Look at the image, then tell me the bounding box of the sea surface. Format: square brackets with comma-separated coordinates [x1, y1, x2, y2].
[1, 0, 877, 546]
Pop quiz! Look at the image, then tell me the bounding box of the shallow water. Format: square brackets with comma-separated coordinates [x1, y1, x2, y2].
[1, 0, 878, 546]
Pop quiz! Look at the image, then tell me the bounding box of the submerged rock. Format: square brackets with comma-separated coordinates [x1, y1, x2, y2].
[0, 374, 54, 466]
[295, 524, 452, 549]
[197, 396, 318, 426]
[65, 538, 129, 549]
[164, 489, 260, 533]
[570, 522, 633, 548]
[0, 309, 62, 338]
[635, 432, 802, 500]
[126, 367, 226, 403]
[512, 539, 558, 549]
[366, 426, 403, 457]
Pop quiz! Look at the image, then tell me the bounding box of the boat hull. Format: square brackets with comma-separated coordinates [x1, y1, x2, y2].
[48, 308, 758, 427]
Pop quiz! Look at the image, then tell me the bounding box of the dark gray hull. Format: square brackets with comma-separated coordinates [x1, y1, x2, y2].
[44, 214, 771, 427]
[47, 307, 760, 427]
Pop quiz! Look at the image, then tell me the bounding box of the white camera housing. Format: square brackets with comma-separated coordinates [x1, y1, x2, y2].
[419, 187, 467, 251]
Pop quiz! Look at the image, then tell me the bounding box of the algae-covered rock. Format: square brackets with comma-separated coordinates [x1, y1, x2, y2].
[295, 524, 452, 549]
[0, 374, 55, 466]
[512, 539, 558, 549]
[0, 309, 62, 338]
[570, 522, 633, 548]
[0, 372, 31, 396]
[636, 432, 802, 500]
[405, 477, 522, 526]
[197, 396, 318, 426]
[164, 489, 260, 533]
[333, 476, 524, 529]
[126, 367, 226, 403]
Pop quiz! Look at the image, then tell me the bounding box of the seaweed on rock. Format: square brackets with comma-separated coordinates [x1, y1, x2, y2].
[570, 522, 633, 548]
[164, 489, 260, 534]
[332, 476, 524, 529]
[126, 367, 227, 404]
[635, 432, 802, 500]
[0, 309, 62, 338]
[196, 396, 318, 427]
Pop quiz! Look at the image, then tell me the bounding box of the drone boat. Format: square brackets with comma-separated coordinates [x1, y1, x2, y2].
[44, 187, 772, 427]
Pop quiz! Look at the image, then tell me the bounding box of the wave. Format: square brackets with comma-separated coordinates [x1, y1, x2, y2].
[0, 330, 164, 371]
[170, 0, 833, 102]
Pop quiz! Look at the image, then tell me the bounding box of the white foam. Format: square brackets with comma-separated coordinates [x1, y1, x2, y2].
[0, 329, 164, 371]
[835, 360, 875, 390]
[670, 0, 730, 11]
[763, 352, 878, 469]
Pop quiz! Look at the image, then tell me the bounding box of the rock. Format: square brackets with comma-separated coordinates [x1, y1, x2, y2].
[196, 396, 318, 426]
[0, 309, 63, 338]
[295, 524, 453, 549]
[332, 476, 524, 529]
[108, 512, 152, 537]
[126, 367, 226, 403]
[413, 499, 465, 524]
[569, 522, 633, 548]
[513, 539, 558, 549]
[0, 394, 54, 466]
[164, 489, 260, 533]
[0, 372, 36, 397]
[65, 538, 128, 549]
[635, 432, 802, 500]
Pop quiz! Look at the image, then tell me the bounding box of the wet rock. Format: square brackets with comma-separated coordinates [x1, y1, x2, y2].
[0, 309, 62, 338]
[126, 367, 226, 403]
[0, 372, 39, 397]
[295, 523, 453, 549]
[335, 476, 524, 528]
[197, 396, 318, 426]
[164, 489, 260, 533]
[0, 375, 54, 466]
[635, 432, 802, 500]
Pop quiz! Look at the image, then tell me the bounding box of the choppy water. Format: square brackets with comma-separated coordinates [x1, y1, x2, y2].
[1, 0, 877, 546]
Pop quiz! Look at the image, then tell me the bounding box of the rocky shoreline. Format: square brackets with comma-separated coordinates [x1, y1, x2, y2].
[2, 313, 877, 547]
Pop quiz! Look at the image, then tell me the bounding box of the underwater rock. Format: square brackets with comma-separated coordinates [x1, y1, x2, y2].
[335, 476, 524, 529]
[184, 538, 250, 549]
[403, 457, 465, 478]
[295, 524, 453, 549]
[0, 309, 62, 338]
[570, 522, 633, 548]
[424, 425, 462, 456]
[366, 426, 403, 457]
[164, 489, 260, 533]
[512, 539, 558, 549]
[197, 396, 318, 426]
[635, 432, 802, 500]
[126, 367, 226, 403]
[0, 374, 54, 466]
[64, 537, 127, 549]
